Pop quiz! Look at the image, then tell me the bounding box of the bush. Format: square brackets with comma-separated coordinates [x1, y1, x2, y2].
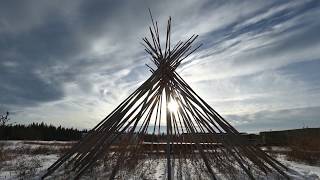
[15, 155, 41, 178]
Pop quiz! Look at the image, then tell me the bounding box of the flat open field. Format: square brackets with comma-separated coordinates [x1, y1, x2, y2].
[0, 141, 319, 179]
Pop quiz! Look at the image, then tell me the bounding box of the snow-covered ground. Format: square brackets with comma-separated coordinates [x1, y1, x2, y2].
[0, 141, 70, 180]
[278, 155, 320, 179]
[0, 141, 319, 179]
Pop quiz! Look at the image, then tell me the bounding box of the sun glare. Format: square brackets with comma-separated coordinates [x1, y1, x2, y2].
[168, 100, 179, 112]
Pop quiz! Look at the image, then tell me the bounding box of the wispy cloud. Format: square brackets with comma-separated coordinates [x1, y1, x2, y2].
[0, 0, 319, 131]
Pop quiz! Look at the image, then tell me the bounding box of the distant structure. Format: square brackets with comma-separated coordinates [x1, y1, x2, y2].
[43, 12, 289, 179]
[260, 128, 320, 146]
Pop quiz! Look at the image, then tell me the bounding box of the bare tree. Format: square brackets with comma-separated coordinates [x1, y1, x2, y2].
[0, 111, 9, 126]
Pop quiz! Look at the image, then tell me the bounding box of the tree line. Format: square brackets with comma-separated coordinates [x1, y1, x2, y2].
[0, 122, 86, 141]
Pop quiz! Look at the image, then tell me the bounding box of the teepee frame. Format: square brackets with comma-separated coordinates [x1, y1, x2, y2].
[43, 12, 289, 180]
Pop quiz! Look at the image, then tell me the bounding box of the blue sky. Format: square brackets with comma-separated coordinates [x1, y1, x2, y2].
[1, 0, 320, 132]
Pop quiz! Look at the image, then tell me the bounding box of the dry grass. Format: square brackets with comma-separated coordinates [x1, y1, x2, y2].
[0, 141, 73, 179]
[0, 142, 5, 161]
[11, 145, 71, 155]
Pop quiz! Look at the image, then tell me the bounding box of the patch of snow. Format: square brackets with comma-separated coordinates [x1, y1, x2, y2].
[278, 155, 320, 180]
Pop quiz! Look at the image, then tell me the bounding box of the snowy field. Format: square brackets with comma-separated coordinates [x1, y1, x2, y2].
[0, 141, 319, 179]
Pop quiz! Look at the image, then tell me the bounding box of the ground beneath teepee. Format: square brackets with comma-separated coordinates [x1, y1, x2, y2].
[0, 141, 319, 180]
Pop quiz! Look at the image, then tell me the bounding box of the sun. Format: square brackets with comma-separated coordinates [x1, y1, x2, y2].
[168, 100, 179, 112]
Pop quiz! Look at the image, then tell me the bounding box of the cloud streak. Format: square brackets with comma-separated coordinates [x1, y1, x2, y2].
[0, 0, 319, 131]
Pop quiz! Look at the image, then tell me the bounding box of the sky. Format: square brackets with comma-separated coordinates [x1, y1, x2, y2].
[1, 0, 320, 133]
